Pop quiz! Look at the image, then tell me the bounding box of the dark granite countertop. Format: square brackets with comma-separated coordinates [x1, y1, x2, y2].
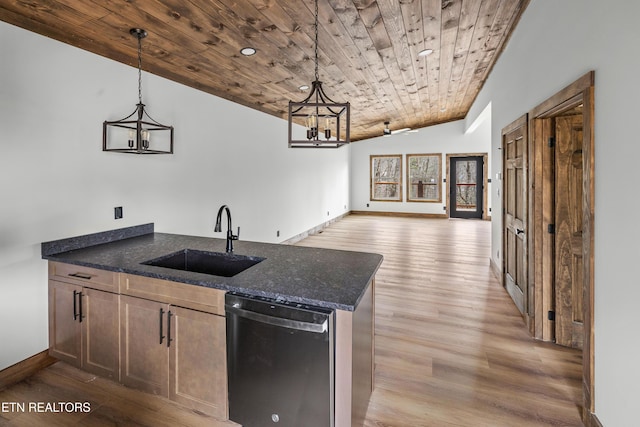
[42, 224, 383, 311]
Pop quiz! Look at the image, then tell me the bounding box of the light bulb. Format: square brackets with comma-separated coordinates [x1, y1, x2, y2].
[308, 114, 318, 139]
[141, 129, 150, 149]
[128, 129, 135, 148]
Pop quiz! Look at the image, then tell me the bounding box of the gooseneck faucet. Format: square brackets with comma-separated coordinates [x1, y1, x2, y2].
[214, 205, 239, 253]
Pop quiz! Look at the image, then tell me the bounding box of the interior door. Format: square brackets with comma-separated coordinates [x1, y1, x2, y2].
[449, 156, 484, 219]
[554, 113, 584, 349]
[502, 117, 528, 316]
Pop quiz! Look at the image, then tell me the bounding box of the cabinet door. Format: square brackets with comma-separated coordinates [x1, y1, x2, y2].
[169, 306, 228, 419]
[48, 280, 82, 366]
[120, 295, 169, 397]
[82, 288, 120, 380]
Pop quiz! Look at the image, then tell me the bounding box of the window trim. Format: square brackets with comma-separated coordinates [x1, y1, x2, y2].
[406, 153, 442, 203]
[370, 154, 403, 202]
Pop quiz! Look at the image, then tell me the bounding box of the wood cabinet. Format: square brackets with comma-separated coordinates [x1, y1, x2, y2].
[48, 263, 120, 380]
[169, 305, 227, 419]
[120, 275, 228, 419]
[48, 262, 228, 419]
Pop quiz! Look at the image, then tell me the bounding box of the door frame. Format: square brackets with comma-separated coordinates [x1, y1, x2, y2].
[528, 71, 595, 422]
[445, 153, 489, 220]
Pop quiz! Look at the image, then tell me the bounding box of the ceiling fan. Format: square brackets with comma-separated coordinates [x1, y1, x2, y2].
[383, 121, 413, 137]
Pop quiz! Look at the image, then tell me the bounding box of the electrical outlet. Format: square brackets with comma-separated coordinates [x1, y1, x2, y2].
[327, 211, 329, 216]
[366, 203, 369, 208]
[277, 230, 280, 237]
[114, 206, 123, 219]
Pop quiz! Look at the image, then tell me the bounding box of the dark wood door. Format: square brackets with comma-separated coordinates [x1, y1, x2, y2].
[554, 114, 584, 349]
[502, 117, 528, 315]
[449, 156, 484, 219]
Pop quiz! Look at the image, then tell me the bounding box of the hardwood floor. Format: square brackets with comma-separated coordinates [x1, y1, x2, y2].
[296, 215, 583, 427]
[0, 215, 583, 426]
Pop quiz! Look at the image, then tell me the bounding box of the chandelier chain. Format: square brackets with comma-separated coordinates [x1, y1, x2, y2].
[137, 33, 143, 104]
[314, 0, 319, 82]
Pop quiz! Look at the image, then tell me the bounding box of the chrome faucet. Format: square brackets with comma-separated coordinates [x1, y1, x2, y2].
[215, 204, 239, 253]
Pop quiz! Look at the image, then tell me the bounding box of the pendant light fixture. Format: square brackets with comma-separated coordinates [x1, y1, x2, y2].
[103, 28, 174, 154]
[288, 0, 350, 148]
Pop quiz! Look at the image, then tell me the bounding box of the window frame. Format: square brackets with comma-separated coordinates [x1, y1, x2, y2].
[370, 154, 403, 202]
[406, 153, 442, 203]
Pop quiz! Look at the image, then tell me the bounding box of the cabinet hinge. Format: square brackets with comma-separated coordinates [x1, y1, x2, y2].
[548, 137, 556, 148]
[547, 224, 555, 234]
[548, 310, 556, 321]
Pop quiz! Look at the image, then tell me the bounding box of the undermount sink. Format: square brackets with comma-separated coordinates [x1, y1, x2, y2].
[142, 249, 265, 277]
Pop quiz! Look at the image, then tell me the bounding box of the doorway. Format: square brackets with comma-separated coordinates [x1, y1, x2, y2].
[506, 71, 595, 421]
[446, 154, 488, 220]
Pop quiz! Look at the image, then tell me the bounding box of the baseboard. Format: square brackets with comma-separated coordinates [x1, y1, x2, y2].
[0, 350, 57, 391]
[350, 210, 448, 219]
[489, 257, 502, 283]
[585, 412, 603, 427]
[281, 212, 350, 245]
[282, 211, 450, 244]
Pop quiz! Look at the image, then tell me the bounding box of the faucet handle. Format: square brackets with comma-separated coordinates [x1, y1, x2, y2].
[233, 227, 240, 240]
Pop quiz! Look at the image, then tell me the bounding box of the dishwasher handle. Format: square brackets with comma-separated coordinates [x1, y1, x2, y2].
[226, 303, 328, 334]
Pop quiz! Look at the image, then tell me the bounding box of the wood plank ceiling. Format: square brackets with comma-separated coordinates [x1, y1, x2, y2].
[0, 0, 529, 142]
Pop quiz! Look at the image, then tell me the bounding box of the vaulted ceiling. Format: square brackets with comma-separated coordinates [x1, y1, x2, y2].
[0, 0, 529, 141]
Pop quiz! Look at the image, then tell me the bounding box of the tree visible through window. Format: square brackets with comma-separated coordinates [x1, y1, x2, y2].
[370, 155, 402, 201]
[456, 159, 478, 210]
[407, 154, 442, 202]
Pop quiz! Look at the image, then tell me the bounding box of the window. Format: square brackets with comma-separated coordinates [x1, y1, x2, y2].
[370, 155, 402, 201]
[406, 153, 442, 202]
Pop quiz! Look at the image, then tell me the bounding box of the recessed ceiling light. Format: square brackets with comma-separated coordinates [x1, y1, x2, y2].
[418, 48, 434, 57]
[298, 84, 310, 91]
[240, 47, 256, 56]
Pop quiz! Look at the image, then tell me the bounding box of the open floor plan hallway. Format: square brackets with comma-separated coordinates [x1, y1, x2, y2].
[297, 215, 583, 427]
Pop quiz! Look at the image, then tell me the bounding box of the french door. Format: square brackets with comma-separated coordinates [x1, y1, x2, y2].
[449, 156, 484, 219]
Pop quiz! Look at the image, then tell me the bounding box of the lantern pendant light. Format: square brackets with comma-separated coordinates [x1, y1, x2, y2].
[103, 28, 174, 154]
[288, 0, 350, 148]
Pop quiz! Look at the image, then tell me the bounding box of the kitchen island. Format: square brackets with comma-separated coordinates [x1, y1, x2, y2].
[42, 223, 382, 427]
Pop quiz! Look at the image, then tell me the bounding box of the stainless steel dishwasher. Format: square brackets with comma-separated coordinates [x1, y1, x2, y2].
[225, 292, 334, 427]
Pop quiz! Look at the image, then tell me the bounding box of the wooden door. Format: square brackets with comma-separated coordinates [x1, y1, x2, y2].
[502, 116, 528, 316]
[82, 288, 120, 380]
[554, 114, 584, 349]
[48, 280, 81, 366]
[120, 295, 169, 397]
[169, 306, 228, 419]
[449, 156, 484, 219]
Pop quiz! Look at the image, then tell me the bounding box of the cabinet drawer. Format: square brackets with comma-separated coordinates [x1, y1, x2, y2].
[49, 262, 119, 293]
[121, 274, 225, 315]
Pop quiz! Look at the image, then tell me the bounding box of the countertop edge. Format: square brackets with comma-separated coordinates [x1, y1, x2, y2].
[42, 226, 383, 312]
[41, 223, 154, 256]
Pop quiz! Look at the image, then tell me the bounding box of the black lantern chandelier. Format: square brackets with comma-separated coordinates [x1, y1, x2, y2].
[288, 0, 350, 148]
[103, 28, 174, 154]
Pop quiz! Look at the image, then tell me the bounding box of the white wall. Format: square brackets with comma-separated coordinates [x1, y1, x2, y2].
[350, 114, 491, 215]
[465, 1, 640, 425]
[0, 21, 350, 370]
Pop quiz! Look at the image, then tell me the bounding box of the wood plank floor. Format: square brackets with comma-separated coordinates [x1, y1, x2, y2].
[296, 215, 583, 427]
[0, 215, 583, 426]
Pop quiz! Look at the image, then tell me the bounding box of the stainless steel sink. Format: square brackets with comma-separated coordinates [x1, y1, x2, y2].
[142, 249, 264, 277]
